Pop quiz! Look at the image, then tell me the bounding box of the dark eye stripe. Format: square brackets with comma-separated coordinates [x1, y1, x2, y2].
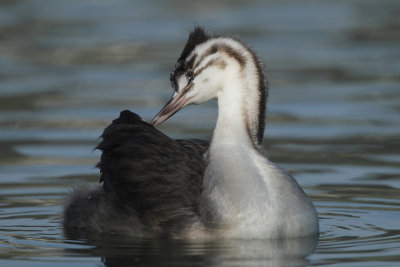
[192, 43, 246, 71]
[185, 55, 196, 70]
[194, 59, 214, 76]
[194, 58, 226, 77]
[171, 42, 244, 92]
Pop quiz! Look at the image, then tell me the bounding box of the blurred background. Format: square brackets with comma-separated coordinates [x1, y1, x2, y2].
[0, 0, 399, 266]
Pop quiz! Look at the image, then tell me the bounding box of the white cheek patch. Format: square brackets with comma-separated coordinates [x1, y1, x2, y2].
[177, 75, 188, 92]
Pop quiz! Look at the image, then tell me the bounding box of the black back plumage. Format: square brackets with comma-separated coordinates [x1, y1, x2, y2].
[95, 110, 208, 234]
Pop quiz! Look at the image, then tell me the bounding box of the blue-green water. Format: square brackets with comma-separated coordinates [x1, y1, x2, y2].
[1, 0, 399, 266]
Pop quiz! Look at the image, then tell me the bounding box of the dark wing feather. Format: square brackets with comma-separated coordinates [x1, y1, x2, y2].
[96, 110, 208, 233]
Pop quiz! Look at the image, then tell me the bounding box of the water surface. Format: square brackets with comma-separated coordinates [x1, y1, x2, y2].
[1, 0, 399, 266]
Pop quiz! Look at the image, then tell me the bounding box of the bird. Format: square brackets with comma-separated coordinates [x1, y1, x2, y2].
[63, 27, 319, 239]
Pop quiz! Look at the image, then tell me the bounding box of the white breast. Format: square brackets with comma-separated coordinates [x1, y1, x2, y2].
[201, 141, 318, 239]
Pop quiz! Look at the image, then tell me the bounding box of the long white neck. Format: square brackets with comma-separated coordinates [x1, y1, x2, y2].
[212, 55, 265, 151]
[200, 56, 270, 234]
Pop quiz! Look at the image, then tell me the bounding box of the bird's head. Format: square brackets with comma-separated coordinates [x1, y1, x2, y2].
[151, 27, 256, 126]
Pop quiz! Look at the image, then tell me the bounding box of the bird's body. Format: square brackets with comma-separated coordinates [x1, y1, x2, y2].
[63, 27, 319, 239]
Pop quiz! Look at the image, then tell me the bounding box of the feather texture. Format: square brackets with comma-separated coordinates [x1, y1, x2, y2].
[64, 110, 208, 237]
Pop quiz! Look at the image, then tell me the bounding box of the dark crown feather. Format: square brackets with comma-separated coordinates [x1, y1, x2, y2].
[178, 26, 211, 62]
[170, 27, 212, 89]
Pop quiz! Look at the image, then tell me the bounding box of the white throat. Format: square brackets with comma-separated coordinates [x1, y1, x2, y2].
[213, 46, 264, 150]
[200, 54, 270, 235]
[213, 76, 262, 149]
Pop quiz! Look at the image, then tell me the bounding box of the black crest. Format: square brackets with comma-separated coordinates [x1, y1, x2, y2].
[178, 26, 211, 62]
[170, 27, 212, 90]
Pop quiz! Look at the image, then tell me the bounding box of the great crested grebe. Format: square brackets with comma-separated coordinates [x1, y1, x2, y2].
[63, 27, 319, 239]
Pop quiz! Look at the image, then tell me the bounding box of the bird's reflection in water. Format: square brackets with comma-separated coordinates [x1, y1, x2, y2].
[65, 230, 318, 267]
